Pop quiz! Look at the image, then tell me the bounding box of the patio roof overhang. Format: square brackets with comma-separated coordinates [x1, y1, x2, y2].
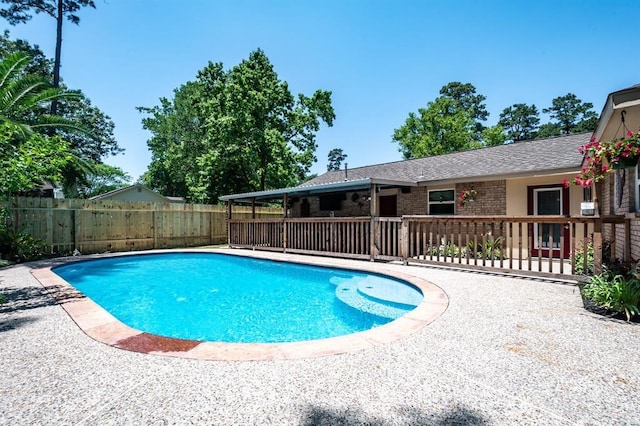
[219, 178, 417, 203]
[593, 84, 640, 142]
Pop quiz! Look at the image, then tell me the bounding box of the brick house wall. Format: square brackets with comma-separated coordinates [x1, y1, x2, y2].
[397, 187, 428, 215]
[289, 180, 508, 218]
[455, 180, 507, 216]
[600, 167, 639, 261]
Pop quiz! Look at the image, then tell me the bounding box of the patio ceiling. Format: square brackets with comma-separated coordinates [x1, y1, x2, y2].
[219, 178, 417, 203]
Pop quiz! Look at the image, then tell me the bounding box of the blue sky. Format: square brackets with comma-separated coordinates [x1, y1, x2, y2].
[5, 0, 640, 181]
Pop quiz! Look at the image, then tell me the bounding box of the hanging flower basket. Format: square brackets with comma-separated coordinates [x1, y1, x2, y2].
[565, 129, 640, 187]
[611, 154, 639, 169]
[458, 189, 477, 207]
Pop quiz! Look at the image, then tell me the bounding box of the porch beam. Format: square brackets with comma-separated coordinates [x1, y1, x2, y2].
[370, 183, 378, 261]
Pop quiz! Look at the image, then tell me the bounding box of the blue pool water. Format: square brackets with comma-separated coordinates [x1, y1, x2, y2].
[53, 253, 423, 343]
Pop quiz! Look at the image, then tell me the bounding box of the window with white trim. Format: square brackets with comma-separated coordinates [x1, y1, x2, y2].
[428, 189, 455, 215]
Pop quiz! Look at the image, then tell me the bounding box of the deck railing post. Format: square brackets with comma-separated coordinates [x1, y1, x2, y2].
[400, 217, 409, 265]
[594, 218, 603, 275]
[282, 218, 288, 253]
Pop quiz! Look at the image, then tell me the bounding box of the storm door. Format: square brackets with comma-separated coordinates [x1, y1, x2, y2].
[528, 185, 569, 258]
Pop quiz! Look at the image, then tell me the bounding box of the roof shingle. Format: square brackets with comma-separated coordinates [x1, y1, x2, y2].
[303, 133, 589, 186]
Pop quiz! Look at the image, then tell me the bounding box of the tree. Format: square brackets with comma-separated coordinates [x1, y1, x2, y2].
[0, 120, 71, 194]
[439, 81, 489, 122]
[481, 124, 508, 147]
[0, 32, 121, 193]
[542, 93, 598, 135]
[439, 81, 489, 141]
[327, 148, 347, 171]
[0, 0, 96, 114]
[0, 52, 83, 136]
[75, 162, 131, 198]
[536, 122, 563, 139]
[392, 97, 478, 159]
[498, 103, 540, 142]
[140, 49, 335, 203]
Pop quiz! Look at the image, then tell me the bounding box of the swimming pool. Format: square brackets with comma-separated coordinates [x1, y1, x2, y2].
[52, 252, 424, 343]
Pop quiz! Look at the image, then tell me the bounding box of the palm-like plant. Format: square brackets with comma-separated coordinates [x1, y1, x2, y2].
[0, 51, 85, 137]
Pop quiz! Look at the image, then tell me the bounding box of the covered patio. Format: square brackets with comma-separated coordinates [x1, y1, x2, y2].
[220, 179, 623, 280]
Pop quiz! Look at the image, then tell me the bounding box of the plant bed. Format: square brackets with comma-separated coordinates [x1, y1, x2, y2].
[578, 272, 640, 323]
[579, 284, 640, 323]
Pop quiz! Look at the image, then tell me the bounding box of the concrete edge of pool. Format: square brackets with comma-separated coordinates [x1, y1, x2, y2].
[30, 249, 449, 361]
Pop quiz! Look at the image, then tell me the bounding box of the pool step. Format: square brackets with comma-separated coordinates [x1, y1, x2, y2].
[333, 276, 422, 320]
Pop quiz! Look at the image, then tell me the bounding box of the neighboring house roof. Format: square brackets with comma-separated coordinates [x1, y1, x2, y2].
[221, 133, 589, 202]
[90, 184, 184, 203]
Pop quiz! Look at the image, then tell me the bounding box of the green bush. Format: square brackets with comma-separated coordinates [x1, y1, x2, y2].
[572, 240, 594, 275]
[428, 242, 463, 258]
[0, 227, 50, 263]
[468, 236, 503, 260]
[582, 269, 640, 321]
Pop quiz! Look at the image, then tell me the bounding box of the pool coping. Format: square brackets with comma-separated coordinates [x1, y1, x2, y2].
[30, 249, 449, 361]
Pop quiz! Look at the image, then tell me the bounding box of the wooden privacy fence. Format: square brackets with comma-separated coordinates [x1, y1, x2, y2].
[2, 197, 283, 254]
[228, 215, 627, 278]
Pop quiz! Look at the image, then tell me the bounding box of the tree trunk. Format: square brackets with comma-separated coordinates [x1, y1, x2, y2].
[51, 0, 64, 116]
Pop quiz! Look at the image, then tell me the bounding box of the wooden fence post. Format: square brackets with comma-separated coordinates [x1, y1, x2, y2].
[153, 211, 158, 249]
[73, 209, 79, 251]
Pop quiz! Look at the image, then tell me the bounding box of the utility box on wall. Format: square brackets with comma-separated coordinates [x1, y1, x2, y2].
[581, 202, 595, 216]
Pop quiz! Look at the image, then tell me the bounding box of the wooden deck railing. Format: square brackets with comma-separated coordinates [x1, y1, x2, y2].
[228, 215, 628, 279]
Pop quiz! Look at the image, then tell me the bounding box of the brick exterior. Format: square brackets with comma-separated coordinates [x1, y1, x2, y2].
[289, 180, 508, 218]
[455, 180, 506, 216]
[600, 166, 639, 261]
[397, 187, 428, 215]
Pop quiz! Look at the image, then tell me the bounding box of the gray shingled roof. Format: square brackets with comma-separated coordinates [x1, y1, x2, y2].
[303, 133, 590, 187]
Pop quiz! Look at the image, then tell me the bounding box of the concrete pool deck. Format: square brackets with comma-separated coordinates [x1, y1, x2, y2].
[1, 248, 639, 424]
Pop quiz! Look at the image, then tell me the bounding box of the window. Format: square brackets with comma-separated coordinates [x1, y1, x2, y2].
[319, 194, 344, 211]
[428, 189, 455, 215]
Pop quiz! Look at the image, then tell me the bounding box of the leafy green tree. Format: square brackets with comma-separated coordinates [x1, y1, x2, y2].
[138, 82, 201, 199]
[393, 97, 478, 159]
[439, 81, 489, 122]
[0, 0, 96, 114]
[0, 120, 71, 194]
[140, 49, 335, 203]
[75, 162, 131, 198]
[0, 32, 121, 194]
[536, 122, 563, 139]
[327, 148, 347, 171]
[498, 103, 540, 142]
[481, 124, 508, 147]
[542, 93, 598, 135]
[439, 81, 488, 141]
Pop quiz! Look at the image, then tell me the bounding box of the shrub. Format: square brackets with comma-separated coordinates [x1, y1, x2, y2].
[582, 266, 640, 321]
[428, 242, 463, 258]
[572, 240, 594, 275]
[0, 227, 50, 263]
[468, 236, 503, 260]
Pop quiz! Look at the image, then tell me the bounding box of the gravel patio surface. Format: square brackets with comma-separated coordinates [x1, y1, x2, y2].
[1, 248, 639, 425]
